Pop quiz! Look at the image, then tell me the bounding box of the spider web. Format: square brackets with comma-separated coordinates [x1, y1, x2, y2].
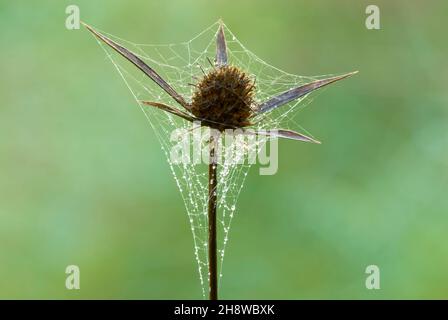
[90, 21, 326, 298]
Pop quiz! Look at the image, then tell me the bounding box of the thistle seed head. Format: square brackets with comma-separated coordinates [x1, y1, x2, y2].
[191, 65, 255, 131]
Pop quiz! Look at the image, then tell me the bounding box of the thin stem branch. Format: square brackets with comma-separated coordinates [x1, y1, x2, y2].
[208, 134, 218, 300]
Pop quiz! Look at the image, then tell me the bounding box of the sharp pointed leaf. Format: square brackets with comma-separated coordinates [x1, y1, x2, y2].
[82, 22, 190, 110]
[215, 21, 228, 67]
[257, 71, 358, 114]
[140, 101, 197, 122]
[245, 128, 321, 144]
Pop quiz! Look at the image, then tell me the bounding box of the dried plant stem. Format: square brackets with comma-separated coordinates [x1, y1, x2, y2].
[208, 135, 218, 300]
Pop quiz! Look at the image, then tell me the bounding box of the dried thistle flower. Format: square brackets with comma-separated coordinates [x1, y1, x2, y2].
[191, 65, 255, 131]
[82, 21, 356, 142]
[82, 20, 357, 300]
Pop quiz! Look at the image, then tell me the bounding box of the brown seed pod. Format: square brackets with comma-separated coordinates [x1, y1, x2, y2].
[190, 65, 255, 131]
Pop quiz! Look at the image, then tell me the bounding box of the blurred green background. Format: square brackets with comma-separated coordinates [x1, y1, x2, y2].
[0, 0, 447, 299]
